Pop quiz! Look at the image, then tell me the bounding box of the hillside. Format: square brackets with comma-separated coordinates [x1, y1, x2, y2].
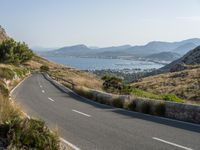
[131, 46, 200, 102]
[160, 46, 200, 72]
[145, 51, 180, 62]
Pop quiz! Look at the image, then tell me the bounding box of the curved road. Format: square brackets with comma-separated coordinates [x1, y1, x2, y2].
[11, 73, 200, 150]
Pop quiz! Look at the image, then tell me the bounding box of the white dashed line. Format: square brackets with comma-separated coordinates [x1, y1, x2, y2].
[42, 90, 45, 93]
[72, 109, 91, 117]
[40, 85, 42, 88]
[48, 97, 55, 102]
[152, 137, 194, 150]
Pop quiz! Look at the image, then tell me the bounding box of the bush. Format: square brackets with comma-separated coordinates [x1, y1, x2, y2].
[162, 94, 184, 103]
[112, 98, 123, 108]
[0, 39, 33, 64]
[154, 103, 166, 116]
[40, 65, 49, 72]
[102, 75, 123, 93]
[140, 101, 151, 114]
[7, 118, 59, 150]
[128, 100, 137, 111]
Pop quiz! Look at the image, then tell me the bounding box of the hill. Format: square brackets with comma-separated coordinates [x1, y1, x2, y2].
[145, 51, 180, 62]
[160, 46, 200, 72]
[131, 46, 200, 102]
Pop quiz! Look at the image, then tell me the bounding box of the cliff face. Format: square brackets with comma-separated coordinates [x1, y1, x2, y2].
[0, 25, 9, 43]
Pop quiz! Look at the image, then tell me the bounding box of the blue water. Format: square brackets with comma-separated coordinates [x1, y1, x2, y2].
[44, 56, 164, 71]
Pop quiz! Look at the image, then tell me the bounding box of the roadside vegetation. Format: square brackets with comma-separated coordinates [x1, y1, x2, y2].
[0, 39, 60, 149]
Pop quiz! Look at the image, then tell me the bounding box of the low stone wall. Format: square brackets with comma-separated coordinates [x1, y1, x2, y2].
[74, 85, 200, 124]
[45, 73, 200, 124]
[165, 102, 200, 123]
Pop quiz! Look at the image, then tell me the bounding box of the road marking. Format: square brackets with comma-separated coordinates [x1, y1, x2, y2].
[48, 97, 55, 102]
[42, 90, 45, 93]
[152, 137, 194, 150]
[10, 74, 31, 95]
[60, 138, 81, 150]
[72, 109, 91, 117]
[40, 85, 42, 88]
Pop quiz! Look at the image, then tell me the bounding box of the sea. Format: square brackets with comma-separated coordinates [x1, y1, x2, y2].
[43, 56, 164, 72]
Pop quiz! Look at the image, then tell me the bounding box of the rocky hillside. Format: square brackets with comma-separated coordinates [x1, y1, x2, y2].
[131, 46, 200, 103]
[0, 25, 9, 43]
[160, 46, 200, 72]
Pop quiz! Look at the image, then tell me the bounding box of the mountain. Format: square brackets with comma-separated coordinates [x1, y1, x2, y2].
[0, 25, 9, 43]
[117, 38, 200, 57]
[41, 38, 200, 63]
[173, 42, 197, 55]
[145, 52, 181, 62]
[160, 45, 200, 72]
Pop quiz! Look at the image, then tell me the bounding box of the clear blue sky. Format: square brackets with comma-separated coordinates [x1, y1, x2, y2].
[1, 0, 200, 48]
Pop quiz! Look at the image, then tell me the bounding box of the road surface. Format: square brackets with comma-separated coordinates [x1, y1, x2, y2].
[11, 73, 200, 150]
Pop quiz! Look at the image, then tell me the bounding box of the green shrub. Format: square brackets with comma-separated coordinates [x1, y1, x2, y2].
[0, 67, 15, 80]
[40, 65, 49, 72]
[0, 39, 33, 64]
[7, 118, 59, 150]
[128, 100, 137, 111]
[140, 101, 151, 114]
[112, 98, 123, 108]
[161, 94, 184, 103]
[154, 103, 166, 116]
[102, 75, 123, 93]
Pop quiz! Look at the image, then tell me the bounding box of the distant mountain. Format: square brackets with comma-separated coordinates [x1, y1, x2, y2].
[0, 25, 9, 43]
[173, 42, 197, 55]
[160, 45, 200, 72]
[145, 52, 180, 62]
[42, 38, 200, 63]
[117, 38, 200, 57]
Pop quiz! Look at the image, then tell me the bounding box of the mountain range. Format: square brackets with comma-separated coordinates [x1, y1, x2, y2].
[40, 38, 200, 62]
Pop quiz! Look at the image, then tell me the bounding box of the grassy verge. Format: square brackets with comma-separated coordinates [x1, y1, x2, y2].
[0, 65, 60, 150]
[131, 88, 184, 103]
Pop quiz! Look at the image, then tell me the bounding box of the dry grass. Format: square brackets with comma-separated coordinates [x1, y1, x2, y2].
[25, 55, 103, 90]
[131, 66, 200, 102]
[0, 95, 22, 124]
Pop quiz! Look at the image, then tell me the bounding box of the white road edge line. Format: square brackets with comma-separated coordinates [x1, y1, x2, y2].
[10, 74, 79, 150]
[152, 137, 194, 150]
[48, 97, 55, 102]
[42, 90, 45, 93]
[10, 74, 31, 95]
[72, 109, 91, 117]
[60, 138, 81, 150]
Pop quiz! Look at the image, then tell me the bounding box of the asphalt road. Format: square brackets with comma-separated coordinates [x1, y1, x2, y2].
[11, 73, 200, 150]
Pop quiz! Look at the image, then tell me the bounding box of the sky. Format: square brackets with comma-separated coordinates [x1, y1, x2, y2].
[1, 0, 200, 48]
